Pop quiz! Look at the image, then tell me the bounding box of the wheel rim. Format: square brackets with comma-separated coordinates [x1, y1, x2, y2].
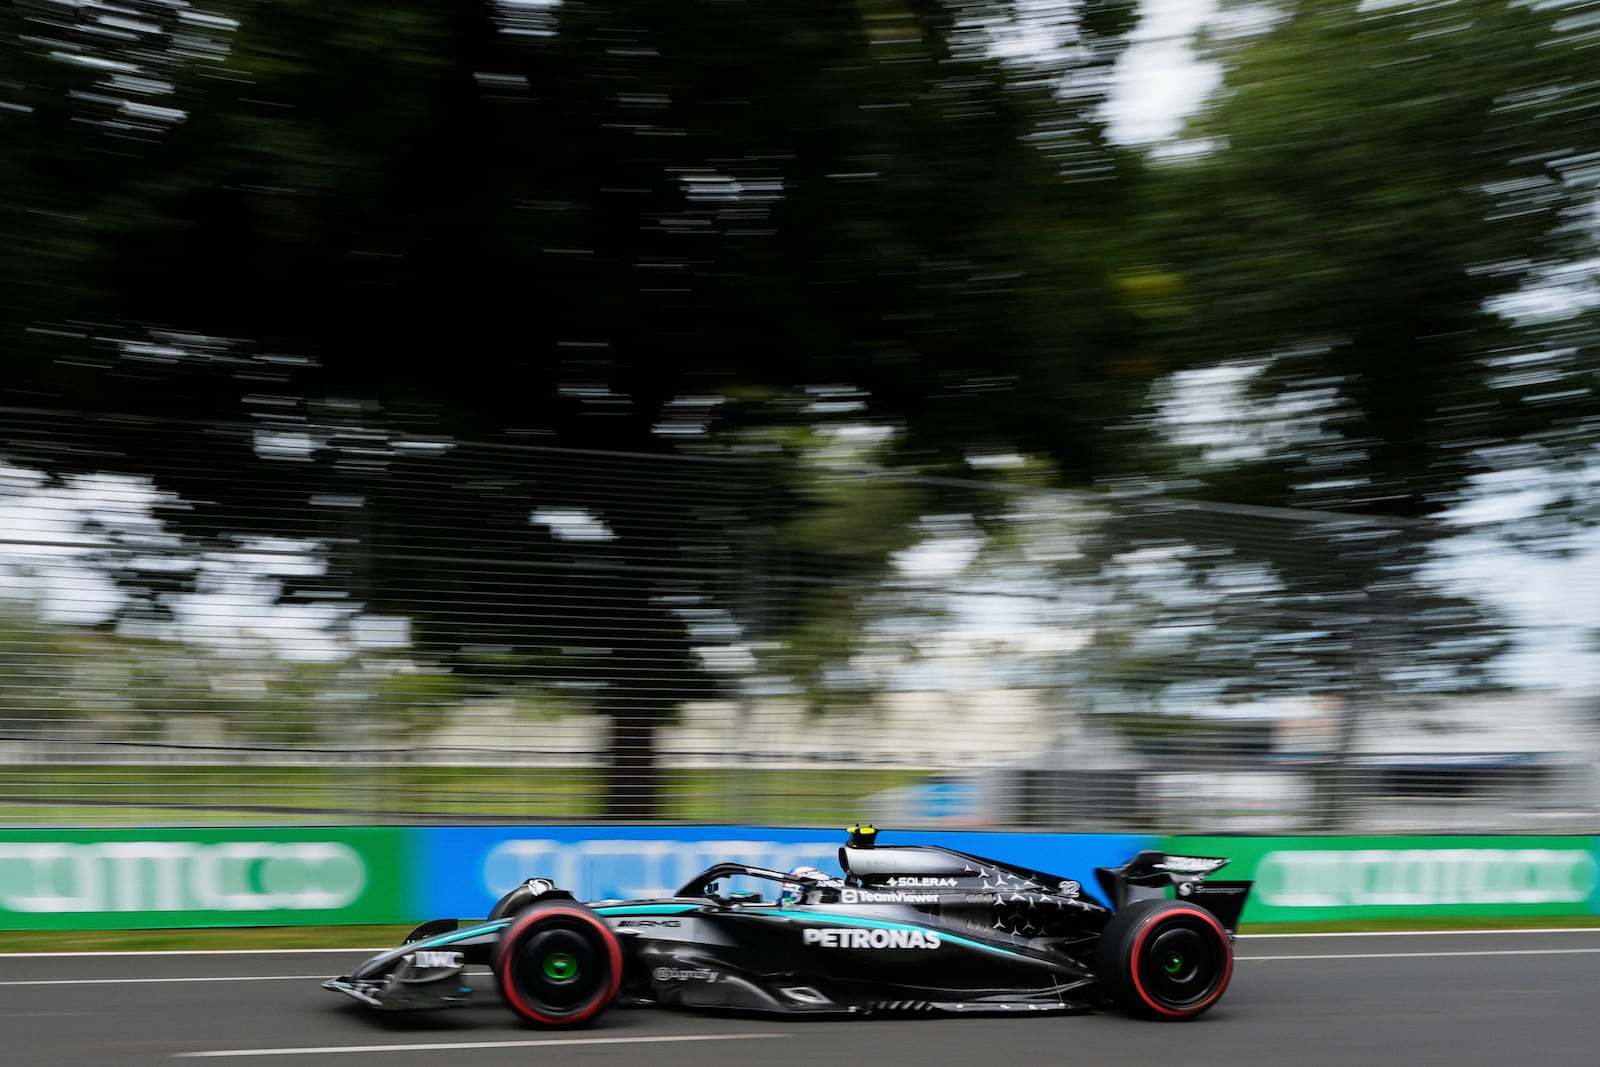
[542, 951, 578, 981]
[508, 925, 607, 1017]
[1138, 922, 1221, 1008]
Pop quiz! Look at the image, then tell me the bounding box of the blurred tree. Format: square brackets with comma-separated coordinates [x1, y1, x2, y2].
[1108, 0, 1600, 821]
[1, 0, 1143, 816]
[0, 605, 77, 736]
[1127, 0, 1600, 516]
[365, 665, 467, 749]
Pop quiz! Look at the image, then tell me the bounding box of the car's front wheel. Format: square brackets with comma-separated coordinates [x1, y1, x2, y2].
[493, 902, 623, 1027]
[1095, 899, 1234, 1019]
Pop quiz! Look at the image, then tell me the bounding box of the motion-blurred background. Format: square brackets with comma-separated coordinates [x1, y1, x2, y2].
[3, 0, 1599, 834]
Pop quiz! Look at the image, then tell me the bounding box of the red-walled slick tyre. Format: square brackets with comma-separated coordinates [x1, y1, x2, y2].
[1095, 899, 1234, 1019]
[493, 902, 623, 1027]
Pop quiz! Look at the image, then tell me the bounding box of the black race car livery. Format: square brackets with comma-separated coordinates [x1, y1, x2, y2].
[324, 826, 1252, 1025]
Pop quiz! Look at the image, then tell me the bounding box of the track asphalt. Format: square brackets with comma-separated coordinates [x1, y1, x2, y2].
[3, 929, 1596, 1066]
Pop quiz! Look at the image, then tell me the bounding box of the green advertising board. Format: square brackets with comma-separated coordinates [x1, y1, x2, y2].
[0, 827, 409, 930]
[1167, 835, 1600, 924]
[6, 827, 1597, 931]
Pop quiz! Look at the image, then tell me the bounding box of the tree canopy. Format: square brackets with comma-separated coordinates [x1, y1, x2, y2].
[5, 0, 1599, 816]
[1124, 0, 1600, 519]
[4, 0, 1143, 458]
[3, 0, 1147, 815]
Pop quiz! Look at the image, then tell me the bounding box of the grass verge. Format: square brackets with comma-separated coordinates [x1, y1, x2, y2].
[0, 925, 419, 952]
[0, 765, 934, 826]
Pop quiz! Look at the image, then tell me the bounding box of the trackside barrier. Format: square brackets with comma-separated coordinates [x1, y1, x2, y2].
[3, 828, 1596, 930]
[0, 828, 407, 930]
[0, 826, 1155, 931]
[411, 827, 1158, 919]
[1165, 835, 1600, 924]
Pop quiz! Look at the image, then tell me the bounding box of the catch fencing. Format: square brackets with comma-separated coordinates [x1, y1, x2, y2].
[1, 406, 1597, 833]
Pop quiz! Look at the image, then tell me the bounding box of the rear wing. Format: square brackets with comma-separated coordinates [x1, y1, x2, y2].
[1094, 850, 1252, 933]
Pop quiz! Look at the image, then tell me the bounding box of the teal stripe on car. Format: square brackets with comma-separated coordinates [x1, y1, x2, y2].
[414, 918, 512, 948]
[591, 903, 701, 916]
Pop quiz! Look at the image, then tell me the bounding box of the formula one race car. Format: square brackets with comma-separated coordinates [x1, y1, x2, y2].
[324, 826, 1252, 1025]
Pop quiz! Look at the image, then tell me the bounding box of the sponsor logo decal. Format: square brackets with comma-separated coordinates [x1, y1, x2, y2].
[483, 838, 839, 902]
[1153, 856, 1228, 874]
[839, 888, 939, 905]
[409, 951, 464, 969]
[883, 876, 958, 888]
[803, 927, 942, 949]
[0, 841, 367, 913]
[618, 919, 682, 927]
[653, 966, 718, 982]
[1255, 848, 1599, 908]
[1177, 881, 1194, 897]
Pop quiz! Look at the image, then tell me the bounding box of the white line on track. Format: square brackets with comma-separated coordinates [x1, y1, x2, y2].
[174, 1032, 787, 1059]
[0, 975, 324, 987]
[3, 931, 1595, 986]
[16, 947, 1597, 982]
[3, 928, 1596, 961]
[1240, 928, 1600, 939]
[1240, 947, 1600, 961]
[0, 949, 383, 959]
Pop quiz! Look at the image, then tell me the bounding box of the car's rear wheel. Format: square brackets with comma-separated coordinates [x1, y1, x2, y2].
[1095, 899, 1233, 1019]
[493, 902, 623, 1027]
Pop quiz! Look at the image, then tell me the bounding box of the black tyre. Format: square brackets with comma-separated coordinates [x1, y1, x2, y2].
[1095, 899, 1234, 1019]
[488, 878, 555, 921]
[494, 902, 623, 1027]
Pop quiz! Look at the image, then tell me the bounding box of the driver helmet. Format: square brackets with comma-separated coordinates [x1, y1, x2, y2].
[779, 865, 840, 906]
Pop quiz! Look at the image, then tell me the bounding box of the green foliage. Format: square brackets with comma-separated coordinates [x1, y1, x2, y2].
[1131, 0, 1600, 516]
[0, 763, 936, 825]
[366, 666, 465, 746]
[5, 0, 1600, 784]
[1062, 0, 1600, 720]
[2, 1, 1147, 791]
[0, 602, 473, 749]
[0, 604, 78, 725]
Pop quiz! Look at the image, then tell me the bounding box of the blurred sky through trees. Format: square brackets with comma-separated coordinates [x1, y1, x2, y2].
[3, 0, 1600, 743]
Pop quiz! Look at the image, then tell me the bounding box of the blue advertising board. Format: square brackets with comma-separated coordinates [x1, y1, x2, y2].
[409, 826, 1158, 918]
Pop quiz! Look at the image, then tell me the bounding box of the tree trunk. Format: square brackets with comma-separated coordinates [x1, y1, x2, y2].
[603, 710, 662, 822]
[1312, 694, 1360, 831]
